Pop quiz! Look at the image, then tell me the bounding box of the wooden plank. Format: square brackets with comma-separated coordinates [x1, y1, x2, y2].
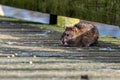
[0, 18, 120, 80]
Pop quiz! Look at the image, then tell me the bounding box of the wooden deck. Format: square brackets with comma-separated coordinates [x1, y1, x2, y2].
[0, 21, 120, 80]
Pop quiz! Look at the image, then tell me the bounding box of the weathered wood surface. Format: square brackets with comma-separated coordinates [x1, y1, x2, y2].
[0, 21, 120, 80]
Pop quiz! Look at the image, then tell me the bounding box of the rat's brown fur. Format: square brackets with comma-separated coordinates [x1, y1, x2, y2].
[60, 21, 99, 47]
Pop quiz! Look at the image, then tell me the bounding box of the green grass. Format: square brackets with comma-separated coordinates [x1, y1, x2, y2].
[0, 16, 22, 21]
[99, 36, 120, 41]
[0, 0, 119, 26]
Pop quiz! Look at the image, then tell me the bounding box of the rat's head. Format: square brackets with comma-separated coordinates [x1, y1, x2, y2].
[60, 27, 79, 46]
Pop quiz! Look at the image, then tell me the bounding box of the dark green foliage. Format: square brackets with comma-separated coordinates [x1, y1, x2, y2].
[0, 0, 119, 26]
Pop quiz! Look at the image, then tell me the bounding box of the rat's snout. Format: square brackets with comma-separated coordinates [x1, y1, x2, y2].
[60, 38, 68, 45]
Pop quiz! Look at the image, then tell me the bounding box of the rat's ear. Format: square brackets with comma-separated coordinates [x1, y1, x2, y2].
[65, 26, 69, 29]
[65, 26, 71, 30]
[72, 27, 78, 32]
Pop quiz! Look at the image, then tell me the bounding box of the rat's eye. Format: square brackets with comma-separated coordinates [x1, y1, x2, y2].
[66, 34, 69, 36]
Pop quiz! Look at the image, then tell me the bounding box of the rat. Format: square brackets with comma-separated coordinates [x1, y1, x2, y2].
[60, 21, 99, 47]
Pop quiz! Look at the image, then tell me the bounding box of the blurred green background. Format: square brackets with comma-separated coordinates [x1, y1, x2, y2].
[0, 0, 120, 26]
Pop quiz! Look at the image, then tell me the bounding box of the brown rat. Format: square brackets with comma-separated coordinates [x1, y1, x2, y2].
[60, 21, 99, 47]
